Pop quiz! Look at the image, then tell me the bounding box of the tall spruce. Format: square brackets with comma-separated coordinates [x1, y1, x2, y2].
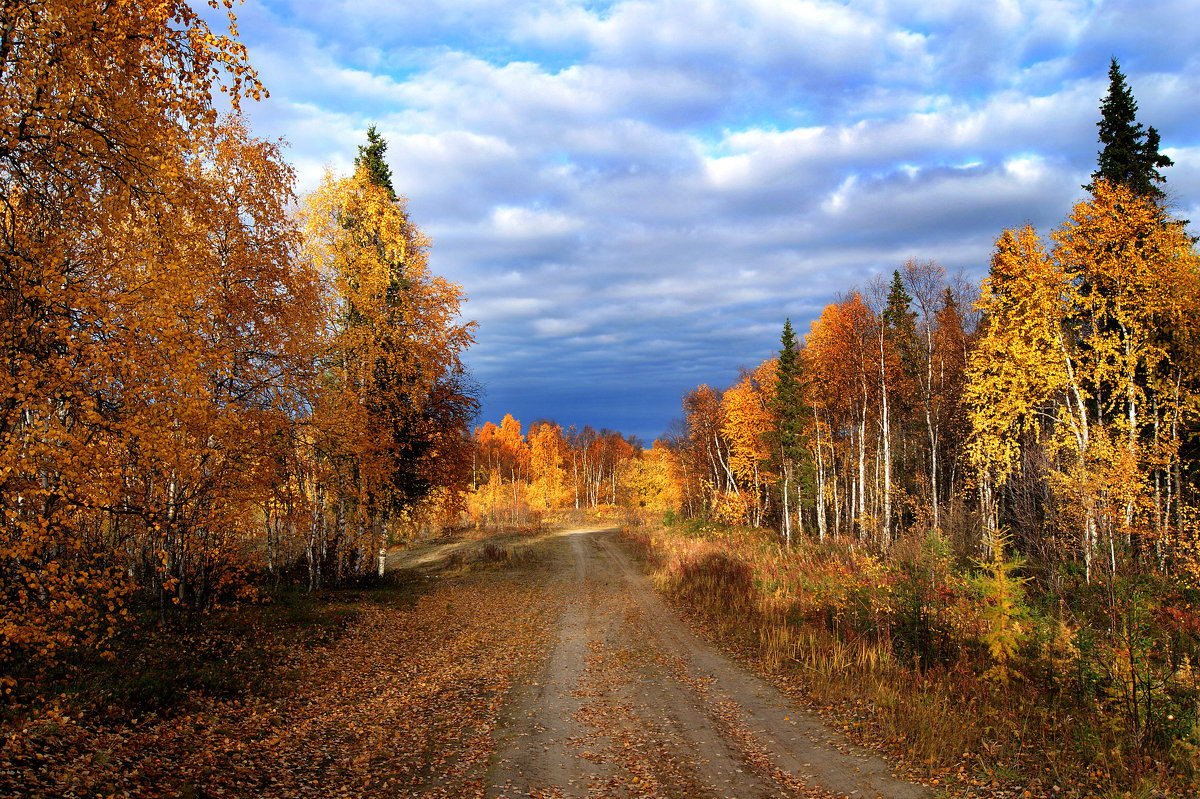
[350, 128, 436, 516]
[1087, 58, 1173, 201]
[771, 319, 810, 546]
[883, 270, 919, 382]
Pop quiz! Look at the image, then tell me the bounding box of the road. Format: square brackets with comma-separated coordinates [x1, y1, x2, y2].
[485, 528, 928, 799]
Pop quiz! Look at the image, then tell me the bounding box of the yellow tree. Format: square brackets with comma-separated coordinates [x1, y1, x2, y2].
[1053, 180, 1200, 555]
[965, 226, 1091, 563]
[966, 183, 1200, 578]
[720, 361, 777, 528]
[0, 0, 304, 667]
[300, 166, 476, 565]
[528, 421, 568, 510]
[622, 441, 680, 516]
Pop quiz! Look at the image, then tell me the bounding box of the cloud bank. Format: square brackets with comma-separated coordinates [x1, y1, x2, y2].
[210, 0, 1200, 441]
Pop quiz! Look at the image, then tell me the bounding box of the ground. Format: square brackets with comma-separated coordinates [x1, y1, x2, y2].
[1, 527, 930, 798]
[486, 527, 927, 799]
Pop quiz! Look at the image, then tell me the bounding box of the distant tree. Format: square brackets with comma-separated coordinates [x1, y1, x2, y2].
[1086, 58, 1173, 201]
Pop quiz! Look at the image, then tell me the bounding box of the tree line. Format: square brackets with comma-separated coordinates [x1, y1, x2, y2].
[465, 415, 676, 527]
[0, 1, 477, 677]
[667, 58, 1200, 585]
[650, 61, 1200, 774]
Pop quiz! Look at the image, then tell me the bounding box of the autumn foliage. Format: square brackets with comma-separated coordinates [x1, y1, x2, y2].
[465, 415, 672, 528]
[660, 180, 1200, 787]
[0, 1, 476, 679]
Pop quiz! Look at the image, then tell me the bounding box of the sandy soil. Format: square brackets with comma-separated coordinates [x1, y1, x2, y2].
[486, 528, 929, 799]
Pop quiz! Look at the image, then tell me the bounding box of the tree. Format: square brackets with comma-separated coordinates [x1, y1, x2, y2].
[966, 182, 1200, 579]
[623, 441, 680, 515]
[356, 124, 397, 202]
[902, 260, 948, 533]
[883, 271, 920, 381]
[300, 166, 478, 560]
[770, 320, 811, 545]
[720, 362, 776, 528]
[1087, 58, 1173, 201]
[0, 0, 317, 667]
[805, 294, 881, 542]
[930, 287, 971, 514]
[966, 226, 1085, 561]
[1054, 180, 1200, 556]
[528, 421, 568, 510]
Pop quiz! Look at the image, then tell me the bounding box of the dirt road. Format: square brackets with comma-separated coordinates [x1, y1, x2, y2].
[487, 528, 928, 799]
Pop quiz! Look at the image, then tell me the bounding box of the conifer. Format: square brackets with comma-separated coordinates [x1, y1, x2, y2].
[1086, 58, 1173, 201]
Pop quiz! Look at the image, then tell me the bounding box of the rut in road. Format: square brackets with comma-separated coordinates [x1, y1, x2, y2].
[489, 528, 928, 799]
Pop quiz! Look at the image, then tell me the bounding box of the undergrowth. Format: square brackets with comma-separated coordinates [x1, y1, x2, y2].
[624, 522, 1200, 798]
[3, 573, 432, 728]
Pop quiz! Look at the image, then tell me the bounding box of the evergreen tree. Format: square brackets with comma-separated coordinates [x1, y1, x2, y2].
[347, 129, 462, 517]
[1086, 58, 1173, 201]
[355, 124, 397, 201]
[775, 319, 805, 458]
[883, 270, 919, 382]
[771, 319, 811, 545]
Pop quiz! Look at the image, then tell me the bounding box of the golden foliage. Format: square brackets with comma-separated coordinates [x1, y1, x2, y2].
[0, 2, 478, 675]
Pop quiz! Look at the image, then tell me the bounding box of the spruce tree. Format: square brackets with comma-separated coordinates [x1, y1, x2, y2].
[771, 319, 811, 545]
[1086, 58, 1173, 201]
[775, 319, 804, 459]
[883, 270, 919, 383]
[349, 128, 429, 515]
[355, 124, 397, 201]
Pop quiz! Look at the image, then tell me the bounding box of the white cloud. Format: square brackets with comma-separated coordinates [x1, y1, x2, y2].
[491, 206, 582, 238]
[217, 0, 1200, 439]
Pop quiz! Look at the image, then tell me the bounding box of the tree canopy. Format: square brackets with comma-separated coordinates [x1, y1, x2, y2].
[1087, 57, 1174, 201]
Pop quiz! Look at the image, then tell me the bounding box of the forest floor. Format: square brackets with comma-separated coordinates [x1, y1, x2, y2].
[2, 527, 934, 798]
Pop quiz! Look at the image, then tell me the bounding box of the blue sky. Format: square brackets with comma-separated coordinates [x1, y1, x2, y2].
[207, 0, 1200, 443]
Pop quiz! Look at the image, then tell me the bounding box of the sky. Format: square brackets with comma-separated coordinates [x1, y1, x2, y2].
[204, 0, 1200, 444]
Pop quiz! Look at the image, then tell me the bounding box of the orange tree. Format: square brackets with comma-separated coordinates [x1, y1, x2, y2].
[0, 0, 323, 674]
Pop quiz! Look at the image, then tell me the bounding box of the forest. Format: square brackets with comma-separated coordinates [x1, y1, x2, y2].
[4, 1, 1200, 796]
[1, 2, 479, 675]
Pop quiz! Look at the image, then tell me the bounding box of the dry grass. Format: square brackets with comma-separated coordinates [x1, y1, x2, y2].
[622, 522, 1200, 798]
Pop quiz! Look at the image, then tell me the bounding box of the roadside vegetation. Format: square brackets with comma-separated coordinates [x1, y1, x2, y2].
[1, 536, 555, 798]
[1, 1, 478, 690]
[562, 59, 1200, 799]
[624, 520, 1200, 797]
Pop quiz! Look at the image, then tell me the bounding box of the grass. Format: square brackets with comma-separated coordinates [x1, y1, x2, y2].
[622, 521, 1200, 798]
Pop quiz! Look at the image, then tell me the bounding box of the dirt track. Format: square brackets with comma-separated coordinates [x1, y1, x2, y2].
[485, 528, 928, 799]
